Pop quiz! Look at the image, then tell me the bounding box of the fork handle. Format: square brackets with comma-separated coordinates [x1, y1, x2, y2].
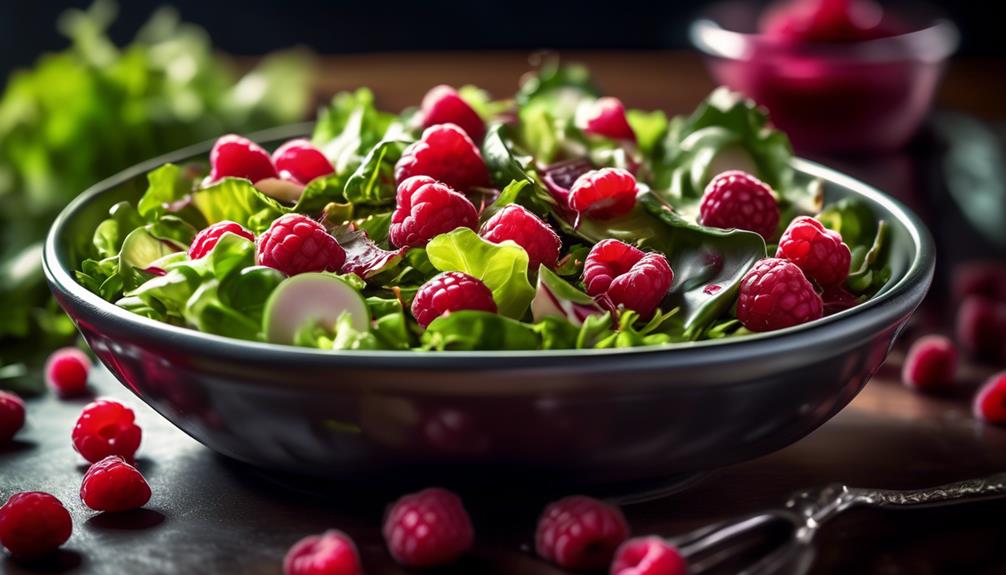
[854, 472, 1006, 509]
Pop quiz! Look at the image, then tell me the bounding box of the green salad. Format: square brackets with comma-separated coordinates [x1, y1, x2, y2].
[73, 63, 891, 351]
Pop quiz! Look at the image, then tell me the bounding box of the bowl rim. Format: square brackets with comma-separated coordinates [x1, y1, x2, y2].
[43, 125, 935, 367]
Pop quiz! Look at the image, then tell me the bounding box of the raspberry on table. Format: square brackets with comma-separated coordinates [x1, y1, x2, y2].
[568, 168, 638, 220]
[189, 220, 255, 260]
[272, 139, 335, 185]
[389, 176, 479, 249]
[480, 204, 562, 270]
[902, 335, 958, 393]
[72, 399, 142, 463]
[611, 536, 689, 575]
[285, 530, 362, 575]
[699, 170, 780, 241]
[583, 239, 673, 319]
[44, 347, 91, 398]
[956, 296, 1006, 362]
[209, 134, 278, 183]
[737, 258, 823, 332]
[395, 123, 490, 192]
[577, 97, 636, 141]
[382, 487, 474, 568]
[0, 492, 72, 559]
[80, 456, 151, 512]
[411, 272, 497, 328]
[776, 216, 852, 287]
[421, 85, 486, 142]
[974, 372, 1006, 425]
[257, 214, 346, 276]
[0, 390, 25, 444]
[535, 495, 630, 571]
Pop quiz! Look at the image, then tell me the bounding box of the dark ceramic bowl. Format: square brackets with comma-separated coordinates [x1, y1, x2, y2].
[44, 126, 934, 486]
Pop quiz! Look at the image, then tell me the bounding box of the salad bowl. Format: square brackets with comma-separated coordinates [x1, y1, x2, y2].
[43, 124, 933, 486]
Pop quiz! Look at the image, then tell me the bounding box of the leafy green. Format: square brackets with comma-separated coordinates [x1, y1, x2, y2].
[481, 124, 555, 215]
[626, 109, 669, 156]
[422, 311, 541, 351]
[313, 89, 401, 174]
[191, 177, 289, 233]
[531, 266, 603, 325]
[367, 297, 413, 350]
[819, 198, 891, 295]
[343, 139, 411, 206]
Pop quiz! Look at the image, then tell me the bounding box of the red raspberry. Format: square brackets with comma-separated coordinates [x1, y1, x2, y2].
[611, 536, 688, 575]
[0, 492, 72, 559]
[72, 399, 142, 463]
[954, 261, 1006, 304]
[480, 204, 562, 270]
[421, 85, 486, 142]
[272, 139, 335, 185]
[974, 372, 1006, 425]
[285, 530, 362, 575]
[901, 335, 958, 393]
[257, 214, 346, 276]
[44, 347, 91, 398]
[569, 168, 638, 220]
[389, 176, 478, 249]
[776, 216, 852, 287]
[583, 239, 673, 319]
[737, 258, 823, 332]
[956, 296, 1006, 362]
[700, 170, 780, 241]
[209, 134, 278, 183]
[535, 495, 630, 571]
[0, 391, 25, 443]
[411, 272, 497, 328]
[577, 97, 636, 141]
[382, 487, 474, 567]
[189, 220, 255, 260]
[80, 456, 151, 512]
[395, 124, 491, 192]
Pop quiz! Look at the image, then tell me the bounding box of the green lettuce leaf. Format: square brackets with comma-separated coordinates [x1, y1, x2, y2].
[191, 177, 289, 233]
[421, 311, 540, 351]
[342, 139, 410, 207]
[313, 89, 400, 174]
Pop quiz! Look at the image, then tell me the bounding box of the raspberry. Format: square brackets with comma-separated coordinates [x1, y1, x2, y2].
[956, 296, 1006, 362]
[699, 170, 780, 241]
[0, 391, 25, 443]
[209, 134, 278, 183]
[389, 176, 479, 249]
[395, 124, 491, 192]
[611, 536, 688, 575]
[577, 97, 636, 141]
[480, 204, 562, 270]
[411, 272, 497, 328]
[188, 220, 255, 260]
[257, 214, 346, 276]
[569, 168, 638, 220]
[382, 487, 474, 567]
[72, 399, 142, 463]
[80, 456, 151, 512]
[535, 495, 630, 571]
[953, 261, 1006, 303]
[421, 85, 486, 142]
[0, 492, 72, 559]
[974, 372, 1006, 425]
[737, 258, 823, 332]
[272, 139, 335, 185]
[776, 216, 852, 287]
[583, 239, 673, 319]
[901, 335, 958, 393]
[285, 530, 362, 575]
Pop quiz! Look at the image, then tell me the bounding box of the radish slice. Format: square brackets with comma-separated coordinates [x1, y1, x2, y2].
[263, 273, 369, 344]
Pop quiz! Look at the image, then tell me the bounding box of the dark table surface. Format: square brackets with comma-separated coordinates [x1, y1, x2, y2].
[3, 51, 1006, 575]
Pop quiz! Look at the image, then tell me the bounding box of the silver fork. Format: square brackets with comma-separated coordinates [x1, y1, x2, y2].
[668, 473, 1006, 575]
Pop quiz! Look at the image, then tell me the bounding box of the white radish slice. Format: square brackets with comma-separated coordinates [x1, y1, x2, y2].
[263, 273, 369, 345]
[255, 177, 306, 204]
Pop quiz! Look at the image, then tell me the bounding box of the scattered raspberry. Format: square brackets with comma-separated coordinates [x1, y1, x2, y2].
[953, 261, 1006, 304]
[569, 168, 638, 220]
[411, 272, 497, 328]
[974, 372, 1006, 425]
[611, 536, 688, 575]
[480, 204, 562, 270]
[776, 216, 851, 287]
[272, 139, 335, 185]
[583, 239, 673, 319]
[0, 391, 25, 444]
[80, 456, 151, 512]
[44, 347, 91, 398]
[737, 258, 823, 332]
[535, 495, 629, 571]
[383, 487, 474, 567]
[577, 97, 636, 141]
[699, 171, 780, 241]
[0, 492, 72, 559]
[257, 214, 346, 276]
[188, 220, 255, 260]
[209, 134, 278, 183]
[421, 85, 486, 142]
[901, 335, 958, 393]
[955, 296, 1006, 362]
[285, 530, 362, 575]
[395, 123, 490, 192]
[72, 399, 142, 463]
[389, 176, 478, 248]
